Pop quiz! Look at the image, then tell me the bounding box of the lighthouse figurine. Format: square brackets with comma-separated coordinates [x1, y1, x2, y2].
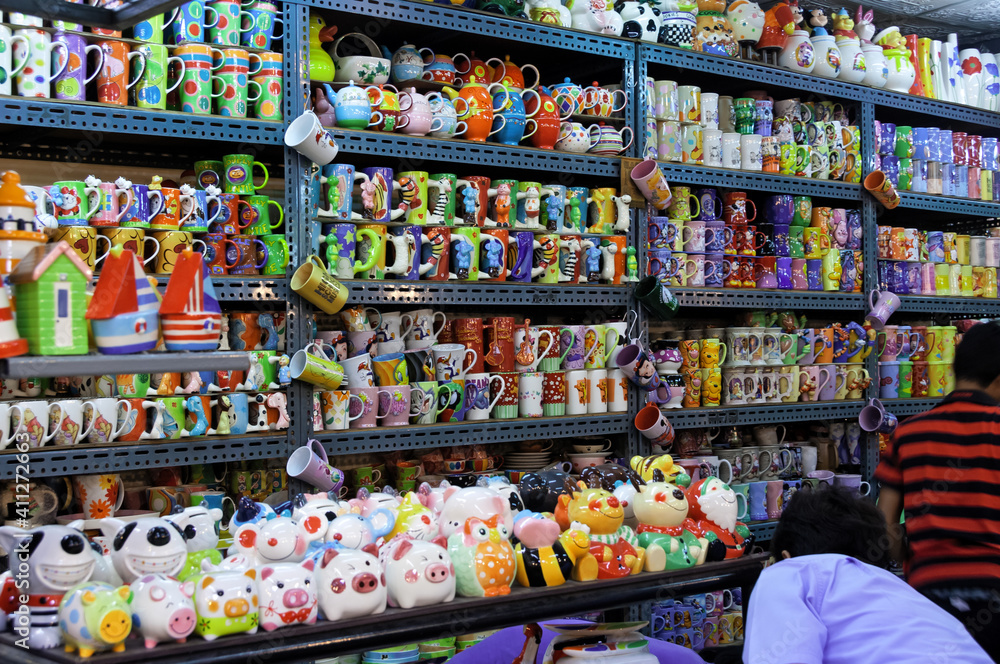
[85, 247, 160, 354]
[159, 248, 222, 351]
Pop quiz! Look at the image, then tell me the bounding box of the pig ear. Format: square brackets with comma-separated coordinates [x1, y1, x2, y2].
[201, 576, 215, 589]
[261, 567, 274, 580]
[117, 586, 132, 602]
[181, 581, 195, 598]
[301, 558, 315, 571]
[244, 568, 256, 581]
[321, 548, 339, 568]
[301, 515, 325, 540]
[362, 543, 378, 557]
[82, 591, 98, 606]
[208, 508, 224, 522]
[431, 536, 448, 550]
[392, 540, 413, 560]
[150, 585, 166, 602]
[368, 508, 396, 539]
[235, 523, 260, 552]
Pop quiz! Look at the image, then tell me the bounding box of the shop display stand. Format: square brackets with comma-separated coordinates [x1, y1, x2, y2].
[1, 0, 997, 660]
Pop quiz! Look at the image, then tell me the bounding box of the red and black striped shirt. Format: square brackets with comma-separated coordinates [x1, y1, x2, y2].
[875, 390, 1000, 592]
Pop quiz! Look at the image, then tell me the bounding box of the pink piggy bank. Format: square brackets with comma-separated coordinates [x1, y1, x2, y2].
[381, 537, 456, 609]
[438, 486, 514, 537]
[128, 574, 196, 649]
[316, 548, 387, 620]
[258, 560, 318, 631]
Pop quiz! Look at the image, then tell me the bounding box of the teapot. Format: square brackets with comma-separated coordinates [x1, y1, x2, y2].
[381, 43, 425, 83]
[525, 87, 573, 150]
[456, 52, 495, 86]
[367, 83, 402, 132]
[324, 81, 383, 130]
[429, 96, 469, 138]
[555, 121, 597, 153]
[548, 77, 587, 115]
[399, 87, 445, 136]
[588, 123, 634, 155]
[492, 85, 541, 146]
[421, 49, 467, 85]
[329, 32, 391, 85]
[444, 81, 509, 142]
[308, 15, 338, 82]
[489, 55, 540, 91]
[582, 82, 628, 117]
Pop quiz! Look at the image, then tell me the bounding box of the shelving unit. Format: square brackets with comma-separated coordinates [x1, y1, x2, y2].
[0, 352, 251, 378]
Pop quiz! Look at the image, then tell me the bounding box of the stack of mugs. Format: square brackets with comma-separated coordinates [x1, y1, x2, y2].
[644, 83, 860, 183]
[651, 589, 744, 652]
[315, 164, 634, 284]
[877, 324, 957, 399]
[876, 226, 1000, 298]
[306, 306, 631, 432]
[2, 7, 281, 120]
[873, 123, 999, 201]
[647, 188, 863, 293]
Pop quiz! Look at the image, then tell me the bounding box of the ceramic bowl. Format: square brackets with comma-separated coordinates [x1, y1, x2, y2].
[567, 453, 609, 472]
[573, 443, 612, 454]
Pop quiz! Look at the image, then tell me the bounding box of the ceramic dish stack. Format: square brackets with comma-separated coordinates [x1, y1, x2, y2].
[504, 450, 553, 470]
[543, 622, 658, 664]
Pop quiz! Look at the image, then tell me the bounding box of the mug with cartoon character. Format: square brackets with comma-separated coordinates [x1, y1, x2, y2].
[48, 399, 96, 446]
[10, 400, 63, 448]
[699, 338, 728, 368]
[615, 343, 663, 392]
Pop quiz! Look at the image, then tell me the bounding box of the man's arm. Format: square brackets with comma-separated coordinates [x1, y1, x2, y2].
[877, 485, 906, 564]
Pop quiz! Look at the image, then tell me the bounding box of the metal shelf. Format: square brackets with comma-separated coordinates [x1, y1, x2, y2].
[892, 191, 1000, 216]
[671, 288, 864, 309]
[877, 398, 943, 417]
[868, 88, 1000, 129]
[0, 97, 284, 144]
[656, 162, 862, 198]
[342, 280, 631, 307]
[748, 520, 777, 542]
[303, 0, 634, 59]
[893, 294, 1000, 314]
[0, 352, 250, 379]
[329, 128, 621, 177]
[640, 44, 871, 102]
[663, 401, 866, 430]
[0, 554, 764, 664]
[314, 413, 630, 454]
[0, 0, 183, 30]
[0, 433, 288, 480]
[154, 276, 289, 302]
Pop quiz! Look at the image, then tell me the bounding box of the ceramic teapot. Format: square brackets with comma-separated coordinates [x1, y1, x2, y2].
[399, 87, 445, 136]
[555, 121, 598, 153]
[367, 83, 403, 132]
[526, 87, 573, 150]
[456, 52, 494, 86]
[588, 123, 634, 155]
[329, 32, 390, 85]
[429, 95, 469, 138]
[492, 85, 541, 146]
[422, 49, 468, 85]
[444, 80, 509, 142]
[489, 55, 539, 91]
[325, 81, 383, 130]
[582, 83, 628, 117]
[382, 43, 425, 83]
[548, 77, 589, 116]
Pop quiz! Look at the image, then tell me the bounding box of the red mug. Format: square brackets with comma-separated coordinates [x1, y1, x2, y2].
[728, 222, 747, 255]
[224, 234, 267, 275]
[453, 317, 486, 374]
[210, 193, 253, 234]
[202, 232, 228, 275]
[723, 191, 757, 224]
[738, 256, 755, 288]
[724, 255, 742, 288]
[741, 225, 766, 256]
[491, 371, 520, 419]
[116, 398, 158, 442]
[97, 40, 146, 105]
[485, 316, 516, 372]
[458, 176, 490, 227]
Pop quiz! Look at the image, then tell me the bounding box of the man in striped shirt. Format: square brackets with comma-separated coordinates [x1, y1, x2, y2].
[876, 320, 1000, 662]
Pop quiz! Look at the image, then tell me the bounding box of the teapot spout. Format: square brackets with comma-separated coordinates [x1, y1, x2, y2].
[441, 85, 459, 100]
[380, 45, 393, 59]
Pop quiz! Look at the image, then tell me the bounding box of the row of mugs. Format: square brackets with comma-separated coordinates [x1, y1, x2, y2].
[874, 156, 998, 200]
[319, 224, 634, 284]
[0, 390, 287, 448]
[876, 324, 956, 364]
[877, 227, 1000, 267]
[876, 123, 995, 168]
[877, 260, 1000, 299]
[314, 164, 630, 234]
[879, 360, 956, 400]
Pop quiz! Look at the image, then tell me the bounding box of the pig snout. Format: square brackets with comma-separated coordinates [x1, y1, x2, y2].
[168, 608, 196, 637]
[352, 573, 378, 593]
[425, 563, 449, 583]
[282, 589, 309, 608]
[224, 598, 249, 617]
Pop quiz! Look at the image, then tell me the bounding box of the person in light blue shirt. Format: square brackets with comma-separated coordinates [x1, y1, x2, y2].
[744, 487, 992, 664]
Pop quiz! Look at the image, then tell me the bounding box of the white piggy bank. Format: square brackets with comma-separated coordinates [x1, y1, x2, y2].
[438, 486, 514, 537]
[316, 548, 387, 621]
[257, 560, 318, 632]
[128, 574, 197, 649]
[231, 515, 326, 566]
[192, 569, 258, 641]
[381, 538, 456, 609]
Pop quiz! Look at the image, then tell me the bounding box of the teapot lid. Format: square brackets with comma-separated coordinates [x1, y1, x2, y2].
[0, 171, 34, 210]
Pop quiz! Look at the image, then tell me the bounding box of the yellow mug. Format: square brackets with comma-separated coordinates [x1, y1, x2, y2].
[289, 341, 344, 389]
[291, 254, 348, 313]
[54, 226, 112, 270]
[927, 361, 953, 397]
[372, 352, 408, 386]
[150, 230, 207, 274]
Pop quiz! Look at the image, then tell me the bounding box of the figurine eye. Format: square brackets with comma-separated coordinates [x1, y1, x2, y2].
[276, 582, 284, 589]
[673, 489, 684, 500]
[216, 590, 225, 597]
[304, 578, 311, 585]
[246, 586, 253, 594]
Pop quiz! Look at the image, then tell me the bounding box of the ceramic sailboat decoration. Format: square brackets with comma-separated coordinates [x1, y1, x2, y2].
[85, 247, 160, 354]
[160, 248, 222, 351]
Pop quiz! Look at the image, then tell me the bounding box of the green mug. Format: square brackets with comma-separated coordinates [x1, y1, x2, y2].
[898, 158, 913, 191]
[116, 373, 151, 398]
[51, 180, 100, 225]
[242, 194, 283, 235]
[788, 226, 805, 258]
[450, 227, 480, 281]
[792, 196, 812, 226]
[260, 233, 288, 275]
[428, 173, 458, 226]
[898, 360, 913, 398]
[248, 350, 277, 389]
[894, 125, 914, 158]
[223, 153, 268, 195]
[779, 144, 797, 176]
[156, 396, 187, 440]
[349, 465, 382, 488]
[135, 44, 184, 110]
[289, 342, 344, 389]
[195, 160, 224, 190]
[252, 74, 282, 121]
[212, 72, 260, 119]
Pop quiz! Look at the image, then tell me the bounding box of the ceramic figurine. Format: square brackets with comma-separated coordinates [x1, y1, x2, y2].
[554, 481, 644, 577]
[438, 485, 515, 537]
[315, 548, 387, 620]
[58, 582, 132, 657]
[88, 545, 123, 586]
[875, 26, 915, 93]
[526, 0, 571, 26]
[831, 8, 855, 38]
[756, 1, 796, 64]
[633, 473, 709, 571]
[257, 560, 318, 631]
[657, 0, 698, 48]
[232, 515, 326, 565]
[514, 524, 598, 586]
[182, 371, 203, 394]
[184, 395, 211, 436]
[854, 5, 875, 43]
[309, 15, 338, 82]
[519, 469, 573, 513]
[623, 246, 639, 283]
[693, 0, 738, 57]
[380, 537, 456, 609]
[167, 504, 224, 552]
[630, 454, 691, 484]
[325, 509, 395, 548]
[192, 569, 259, 640]
[807, 8, 827, 34]
[208, 396, 231, 435]
[349, 486, 403, 516]
[0, 524, 95, 649]
[98, 517, 188, 584]
[616, 1, 661, 42]
[85, 247, 160, 354]
[9, 241, 92, 356]
[725, 0, 765, 58]
[227, 497, 276, 532]
[387, 492, 438, 540]
[267, 392, 289, 429]
[448, 515, 516, 597]
[218, 314, 230, 350]
[685, 476, 754, 560]
[569, 0, 623, 36]
[127, 574, 197, 649]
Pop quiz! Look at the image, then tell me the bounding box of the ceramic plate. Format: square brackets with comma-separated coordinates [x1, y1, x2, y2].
[57, 509, 159, 531]
[561, 639, 648, 657]
[544, 621, 649, 636]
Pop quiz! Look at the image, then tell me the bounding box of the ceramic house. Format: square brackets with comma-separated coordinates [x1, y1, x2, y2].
[160, 248, 222, 351]
[8, 241, 92, 355]
[85, 247, 160, 354]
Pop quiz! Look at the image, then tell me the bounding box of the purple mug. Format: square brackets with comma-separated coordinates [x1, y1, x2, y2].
[878, 260, 894, 292]
[387, 224, 422, 280]
[764, 194, 794, 225]
[773, 224, 790, 257]
[859, 397, 898, 435]
[705, 252, 727, 287]
[647, 248, 679, 284]
[54, 32, 104, 101]
[649, 217, 678, 250]
[839, 251, 855, 292]
[890, 261, 908, 295]
[882, 156, 900, 186]
[776, 256, 793, 289]
[866, 288, 901, 330]
[879, 361, 901, 399]
[845, 209, 862, 250]
[616, 343, 663, 392]
[507, 231, 534, 282]
[286, 439, 344, 492]
[904, 261, 922, 294]
[817, 368, 842, 401]
[705, 220, 728, 253]
[791, 258, 808, 290]
[941, 162, 954, 196]
[805, 259, 822, 291]
[695, 188, 723, 221]
[879, 123, 896, 156]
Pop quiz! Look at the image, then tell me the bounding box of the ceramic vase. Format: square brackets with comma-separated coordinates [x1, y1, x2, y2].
[778, 30, 815, 74]
[883, 49, 915, 93]
[960, 48, 984, 108]
[931, 40, 951, 102]
[980, 52, 1000, 112]
[835, 37, 865, 83]
[905, 35, 924, 96]
[861, 43, 888, 88]
[810, 35, 841, 79]
[916, 38, 935, 100]
[948, 34, 967, 106]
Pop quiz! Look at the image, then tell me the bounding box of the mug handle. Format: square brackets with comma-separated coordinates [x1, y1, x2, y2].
[41, 403, 67, 444]
[534, 330, 556, 369]
[485, 375, 507, 412]
[126, 50, 147, 90]
[734, 491, 748, 520]
[308, 437, 329, 464]
[267, 200, 284, 229]
[166, 57, 186, 93]
[347, 394, 365, 423]
[604, 329, 620, 362]
[252, 161, 270, 191]
[46, 41, 70, 83]
[487, 114, 507, 137]
[147, 190, 164, 220]
[247, 79, 263, 103]
[253, 239, 268, 268]
[94, 234, 113, 268]
[375, 389, 394, 419]
[113, 400, 134, 438]
[83, 44, 105, 85]
[458, 349, 478, 378]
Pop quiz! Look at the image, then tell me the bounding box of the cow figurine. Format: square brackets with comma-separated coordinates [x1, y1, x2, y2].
[257, 560, 318, 631]
[58, 582, 132, 658]
[380, 537, 456, 609]
[316, 547, 387, 620]
[128, 574, 197, 649]
[98, 517, 188, 584]
[192, 569, 259, 640]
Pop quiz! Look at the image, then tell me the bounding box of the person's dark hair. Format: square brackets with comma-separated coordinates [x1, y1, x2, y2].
[954, 321, 1000, 388]
[771, 486, 890, 568]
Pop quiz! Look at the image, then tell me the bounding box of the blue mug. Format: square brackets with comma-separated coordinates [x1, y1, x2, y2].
[748, 481, 768, 521]
[878, 122, 896, 156]
[705, 252, 727, 288]
[647, 248, 679, 285]
[845, 210, 862, 250]
[546, 184, 568, 232]
[240, 1, 283, 50]
[772, 224, 790, 257]
[763, 194, 794, 225]
[181, 189, 222, 232]
[805, 259, 823, 291]
[121, 184, 164, 228]
[322, 163, 363, 221]
[492, 90, 527, 146]
[938, 129, 954, 162]
[839, 250, 856, 293]
[171, 0, 219, 44]
[649, 217, 678, 250]
[695, 188, 722, 221]
[941, 162, 954, 196]
[776, 256, 793, 290]
[506, 231, 534, 283]
[219, 392, 249, 434]
[881, 155, 900, 186]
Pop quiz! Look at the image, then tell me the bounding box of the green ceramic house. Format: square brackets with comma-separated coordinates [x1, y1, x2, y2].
[9, 241, 93, 355]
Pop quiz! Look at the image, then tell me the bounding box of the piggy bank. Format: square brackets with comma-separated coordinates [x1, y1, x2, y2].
[348, 487, 403, 517]
[634, 477, 709, 571]
[192, 569, 259, 640]
[381, 537, 456, 609]
[439, 486, 514, 537]
[58, 582, 132, 658]
[291, 492, 354, 525]
[325, 509, 395, 548]
[316, 548, 387, 620]
[98, 517, 188, 584]
[128, 574, 196, 648]
[0, 523, 96, 649]
[231, 515, 326, 565]
[386, 492, 438, 541]
[166, 505, 223, 552]
[258, 560, 318, 631]
[480, 476, 525, 517]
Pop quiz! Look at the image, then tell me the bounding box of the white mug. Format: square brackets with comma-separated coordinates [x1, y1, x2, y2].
[320, 390, 364, 430]
[73, 474, 125, 520]
[341, 353, 376, 389]
[722, 132, 742, 169]
[740, 134, 763, 171]
[606, 369, 628, 413]
[0, 26, 29, 96]
[677, 85, 701, 123]
[682, 122, 703, 164]
[82, 398, 133, 445]
[518, 371, 544, 418]
[514, 327, 555, 373]
[605, 316, 636, 368]
[13, 28, 68, 98]
[11, 400, 63, 448]
[800, 445, 818, 476]
[700, 92, 719, 129]
[375, 311, 411, 343]
[565, 369, 590, 415]
[0, 403, 19, 449]
[703, 128, 723, 167]
[402, 308, 446, 349]
[431, 343, 477, 381]
[464, 373, 505, 421]
[587, 369, 608, 414]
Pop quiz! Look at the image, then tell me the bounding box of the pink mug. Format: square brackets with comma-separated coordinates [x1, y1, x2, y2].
[919, 263, 936, 294]
[866, 288, 900, 330]
[377, 385, 413, 427]
[286, 438, 344, 492]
